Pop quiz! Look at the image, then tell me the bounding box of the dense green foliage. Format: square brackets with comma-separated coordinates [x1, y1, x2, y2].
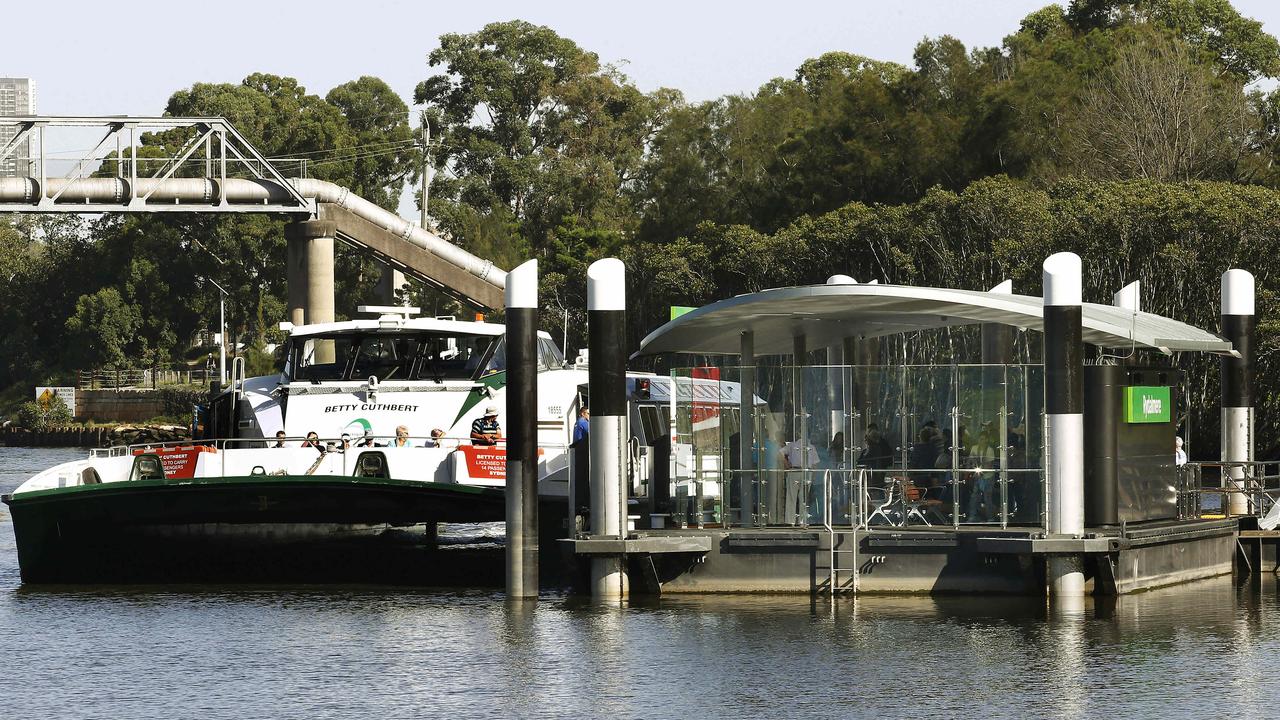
[17, 397, 72, 431]
[5, 2, 1280, 452]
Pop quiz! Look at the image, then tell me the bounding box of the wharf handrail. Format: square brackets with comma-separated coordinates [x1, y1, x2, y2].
[1181, 460, 1280, 519]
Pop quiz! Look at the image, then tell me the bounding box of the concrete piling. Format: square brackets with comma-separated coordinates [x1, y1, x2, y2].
[505, 259, 540, 599]
[1043, 252, 1086, 597]
[1220, 269, 1255, 517]
[587, 258, 629, 600]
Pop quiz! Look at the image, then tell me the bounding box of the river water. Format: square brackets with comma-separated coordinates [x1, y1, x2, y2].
[2, 446, 1278, 718]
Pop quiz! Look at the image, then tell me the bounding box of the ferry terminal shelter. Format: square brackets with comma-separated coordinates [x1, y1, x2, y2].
[587, 278, 1247, 595]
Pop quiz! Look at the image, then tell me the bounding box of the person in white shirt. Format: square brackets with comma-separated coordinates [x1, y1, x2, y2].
[779, 436, 820, 525]
[1175, 436, 1188, 466]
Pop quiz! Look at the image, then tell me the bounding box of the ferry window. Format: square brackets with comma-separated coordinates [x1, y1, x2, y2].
[538, 338, 564, 370]
[293, 336, 360, 382]
[417, 333, 500, 381]
[639, 405, 665, 444]
[350, 336, 415, 381]
[480, 337, 506, 377]
[288, 332, 501, 382]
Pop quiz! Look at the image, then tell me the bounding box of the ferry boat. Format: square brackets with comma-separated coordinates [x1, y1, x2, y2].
[1, 307, 590, 583]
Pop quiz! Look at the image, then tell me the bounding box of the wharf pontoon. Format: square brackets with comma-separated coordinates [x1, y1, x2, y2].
[571, 278, 1249, 596]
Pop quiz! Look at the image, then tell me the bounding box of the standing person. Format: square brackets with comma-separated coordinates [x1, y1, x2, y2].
[471, 406, 503, 446]
[1175, 436, 1188, 466]
[572, 406, 590, 445]
[392, 425, 411, 447]
[273, 430, 287, 448]
[780, 432, 820, 526]
[339, 433, 352, 450]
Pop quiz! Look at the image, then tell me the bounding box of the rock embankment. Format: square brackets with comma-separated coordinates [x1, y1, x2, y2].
[107, 424, 191, 446]
[0, 423, 191, 448]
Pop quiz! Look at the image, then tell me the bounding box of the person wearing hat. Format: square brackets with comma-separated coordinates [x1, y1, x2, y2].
[471, 405, 503, 446]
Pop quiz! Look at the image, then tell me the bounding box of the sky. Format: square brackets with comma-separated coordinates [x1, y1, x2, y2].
[7, 0, 1280, 217]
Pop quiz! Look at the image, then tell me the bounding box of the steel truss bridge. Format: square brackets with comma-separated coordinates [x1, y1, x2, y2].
[0, 116, 504, 310]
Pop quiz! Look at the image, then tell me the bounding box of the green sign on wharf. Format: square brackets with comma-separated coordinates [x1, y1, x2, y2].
[1124, 386, 1171, 423]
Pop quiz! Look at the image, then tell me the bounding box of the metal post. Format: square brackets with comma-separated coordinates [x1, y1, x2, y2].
[739, 330, 756, 527]
[792, 334, 807, 527]
[1043, 252, 1086, 597]
[588, 258, 628, 599]
[505, 259, 539, 599]
[1221, 269, 1255, 517]
[219, 292, 226, 387]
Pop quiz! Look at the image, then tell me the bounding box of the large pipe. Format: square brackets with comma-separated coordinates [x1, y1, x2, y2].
[0, 176, 506, 290]
[1043, 252, 1086, 598]
[588, 258, 628, 599]
[1221, 269, 1255, 517]
[294, 179, 504, 290]
[505, 259, 539, 599]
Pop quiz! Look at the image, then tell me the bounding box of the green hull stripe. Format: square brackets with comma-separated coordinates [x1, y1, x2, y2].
[453, 370, 508, 426]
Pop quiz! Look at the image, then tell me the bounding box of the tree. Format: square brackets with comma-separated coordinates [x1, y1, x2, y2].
[1070, 31, 1252, 181]
[63, 287, 142, 369]
[325, 77, 419, 211]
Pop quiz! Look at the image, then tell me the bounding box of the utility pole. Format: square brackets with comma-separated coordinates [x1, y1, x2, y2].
[421, 111, 431, 231]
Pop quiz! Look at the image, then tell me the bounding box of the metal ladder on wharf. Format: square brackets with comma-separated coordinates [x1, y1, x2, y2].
[817, 469, 868, 595]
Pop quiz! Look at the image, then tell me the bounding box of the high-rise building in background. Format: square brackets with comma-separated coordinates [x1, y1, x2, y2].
[0, 78, 36, 177]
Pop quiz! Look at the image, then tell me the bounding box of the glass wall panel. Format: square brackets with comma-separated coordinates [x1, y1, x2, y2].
[663, 363, 1046, 530]
[902, 366, 956, 526]
[954, 365, 1006, 524]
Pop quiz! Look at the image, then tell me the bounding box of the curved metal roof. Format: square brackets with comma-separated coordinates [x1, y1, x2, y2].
[637, 284, 1234, 356]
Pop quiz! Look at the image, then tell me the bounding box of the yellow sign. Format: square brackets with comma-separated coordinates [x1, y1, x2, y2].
[34, 386, 76, 411]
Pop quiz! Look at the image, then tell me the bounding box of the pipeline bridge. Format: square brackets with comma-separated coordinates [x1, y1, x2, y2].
[0, 116, 506, 318]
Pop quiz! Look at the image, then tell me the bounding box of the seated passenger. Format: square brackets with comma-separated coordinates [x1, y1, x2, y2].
[392, 425, 412, 447]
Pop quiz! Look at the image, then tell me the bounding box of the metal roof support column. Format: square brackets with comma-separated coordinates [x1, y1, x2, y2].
[739, 330, 756, 527]
[1043, 253, 1086, 599]
[791, 333, 809, 526]
[1221, 270, 1255, 517]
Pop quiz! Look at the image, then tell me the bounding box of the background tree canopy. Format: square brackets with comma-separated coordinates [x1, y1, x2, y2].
[4, 2, 1280, 456]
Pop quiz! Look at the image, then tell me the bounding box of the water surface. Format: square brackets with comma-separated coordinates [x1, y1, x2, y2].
[1, 447, 1276, 718]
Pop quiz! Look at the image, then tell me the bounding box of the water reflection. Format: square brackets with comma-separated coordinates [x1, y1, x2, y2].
[6, 449, 1280, 716]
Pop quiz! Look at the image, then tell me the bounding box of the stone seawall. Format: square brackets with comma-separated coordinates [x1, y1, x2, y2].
[76, 390, 168, 423]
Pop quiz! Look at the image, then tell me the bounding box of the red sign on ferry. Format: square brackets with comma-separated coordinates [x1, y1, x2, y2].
[458, 444, 508, 480]
[132, 445, 217, 479]
[456, 444, 545, 480]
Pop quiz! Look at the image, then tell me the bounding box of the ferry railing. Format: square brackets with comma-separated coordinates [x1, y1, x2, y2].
[89, 435, 574, 488]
